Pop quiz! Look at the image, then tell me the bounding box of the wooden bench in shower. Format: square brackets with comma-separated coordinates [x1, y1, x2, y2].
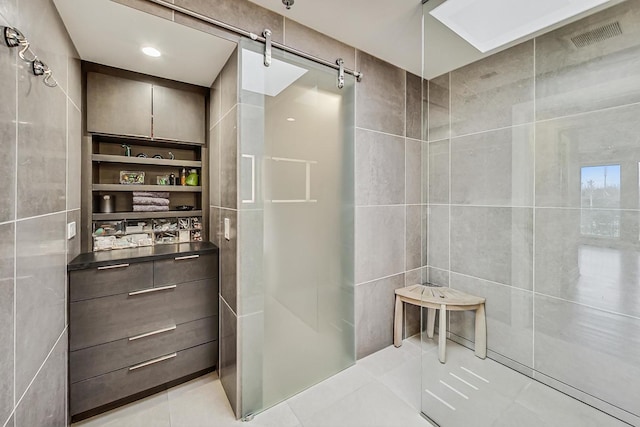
[393, 284, 487, 364]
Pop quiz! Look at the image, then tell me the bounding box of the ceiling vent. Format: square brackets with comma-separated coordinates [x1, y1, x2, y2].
[570, 21, 622, 48]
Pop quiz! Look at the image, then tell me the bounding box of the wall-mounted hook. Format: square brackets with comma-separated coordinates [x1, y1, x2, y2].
[2, 26, 25, 48]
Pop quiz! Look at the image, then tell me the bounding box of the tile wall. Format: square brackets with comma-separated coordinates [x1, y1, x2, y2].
[426, 1, 640, 424]
[0, 0, 81, 426]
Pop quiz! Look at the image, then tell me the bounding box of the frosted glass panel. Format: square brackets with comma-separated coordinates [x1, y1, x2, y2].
[238, 39, 355, 418]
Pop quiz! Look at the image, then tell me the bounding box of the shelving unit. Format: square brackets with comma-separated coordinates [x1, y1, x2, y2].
[92, 184, 202, 192]
[84, 133, 208, 252]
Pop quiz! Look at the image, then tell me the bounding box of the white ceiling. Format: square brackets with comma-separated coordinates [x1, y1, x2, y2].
[53, 0, 237, 87]
[248, 0, 626, 79]
[52, 0, 627, 85]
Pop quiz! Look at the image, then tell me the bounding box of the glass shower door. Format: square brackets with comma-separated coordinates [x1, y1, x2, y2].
[237, 39, 355, 417]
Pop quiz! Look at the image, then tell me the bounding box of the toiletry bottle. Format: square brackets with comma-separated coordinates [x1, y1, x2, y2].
[186, 169, 199, 186]
[180, 168, 187, 186]
[169, 173, 175, 185]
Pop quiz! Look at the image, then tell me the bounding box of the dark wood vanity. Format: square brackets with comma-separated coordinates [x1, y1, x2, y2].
[67, 242, 219, 421]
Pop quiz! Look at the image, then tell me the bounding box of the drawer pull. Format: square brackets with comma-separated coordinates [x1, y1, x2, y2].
[175, 254, 199, 261]
[128, 353, 177, 371]
[128, 325, 177, 341]
[128, 285, 176, 296]
[97, 263, 130, 270]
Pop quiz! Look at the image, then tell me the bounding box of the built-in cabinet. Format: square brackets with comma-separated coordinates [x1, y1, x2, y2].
[68, 245, 219, 421]
[83, 69, 209, 251]
[87, 72, 206, 144]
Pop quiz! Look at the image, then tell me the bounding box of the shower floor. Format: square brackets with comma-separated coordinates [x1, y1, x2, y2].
[73, 335, 629, 427]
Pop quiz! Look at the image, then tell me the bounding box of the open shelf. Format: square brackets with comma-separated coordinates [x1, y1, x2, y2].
[93, 210, 203, 220]
[93, 184, 202, 192]
[92, 154, 202, 168]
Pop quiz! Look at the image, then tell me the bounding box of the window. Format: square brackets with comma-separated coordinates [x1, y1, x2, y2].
[580, 165, 620, 238]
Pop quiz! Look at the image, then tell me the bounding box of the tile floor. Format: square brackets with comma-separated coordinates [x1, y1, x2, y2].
[73, 335, 629, 427]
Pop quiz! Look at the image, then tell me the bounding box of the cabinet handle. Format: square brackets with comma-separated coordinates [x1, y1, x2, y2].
[129, 353, 177, 371]
[175, 254, 199, 261]
[128, 325, 177, 341]
[128, 284, 176, 296]
[97, 263, 129, 270]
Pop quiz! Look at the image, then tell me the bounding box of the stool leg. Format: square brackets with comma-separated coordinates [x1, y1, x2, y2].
[426, 308, 436, 339]
[475, 304, 487, 359]
[438, 304, 447, 363]
[394, 296, 403, 347]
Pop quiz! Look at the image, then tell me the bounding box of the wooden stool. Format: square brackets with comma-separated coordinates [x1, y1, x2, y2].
[394, 284, 486, 363]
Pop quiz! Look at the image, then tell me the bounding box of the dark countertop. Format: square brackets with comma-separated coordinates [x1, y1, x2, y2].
[68, 242, 218, 271]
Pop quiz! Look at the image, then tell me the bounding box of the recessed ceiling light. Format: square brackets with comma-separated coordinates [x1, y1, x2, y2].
[430, 0, 611, 53]
[142, 46, 161, 57]
[286, 117, 296, 122]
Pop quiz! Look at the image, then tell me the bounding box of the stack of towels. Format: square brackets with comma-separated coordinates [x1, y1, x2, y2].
[133, 191, 170, 212]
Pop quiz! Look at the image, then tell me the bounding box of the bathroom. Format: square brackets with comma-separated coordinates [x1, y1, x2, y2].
[0, 0, 639, 426]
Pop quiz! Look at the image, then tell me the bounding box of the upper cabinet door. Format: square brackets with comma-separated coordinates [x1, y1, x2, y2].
[87, 73, 153, 138]
[152, 86, 206, 145]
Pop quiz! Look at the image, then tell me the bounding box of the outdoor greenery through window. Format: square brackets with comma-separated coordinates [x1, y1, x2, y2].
[580, 165, 621, 238]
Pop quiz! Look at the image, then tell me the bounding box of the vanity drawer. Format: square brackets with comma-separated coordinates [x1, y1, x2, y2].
[70, 278, 217, 351]
[154, 252, 218, 286]
[70, 341, 217, 416]
[70, 316, 218, 383]
[69, 262, 153, 301]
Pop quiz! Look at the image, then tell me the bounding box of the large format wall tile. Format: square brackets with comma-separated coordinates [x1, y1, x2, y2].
[450, 125, 533, 207]
[15, 212, 66, 398]
[449, 273, 533, 368]
[238, 210, 264, 316]
[0, 47, 15, 223]
[219, 209, 237, 313]
[534, 295, 640, 417]
[536, 0, 640, 121]
[220, 106, 238, 210]
[355, 206, 405, 284]
[355, 129, 405, 206]
[219, 298, 238, 417]
[406, 206, 423, 271]
[17, 68, 67, 219]
[174, 0, 284, 43]
[66, 209, 81, 262]
[355, 273, 405, 358]
[536, 102, 640, 209]
[428, 74, 450, 142]
[221, 48, 238, 116]
[450, 41, 534, 137]
[0, 223, 14, 424]
[427, 205, 449, 271]
[535, 208, 640, 318]
[405, 73, 422, 140]
[451, 206, 533, 290]
[284, 18, 356, 70]
[15, 331, 66, 427]
[428, 139, 449, 204]
[405, 138, 423, 205]
[67, 100, 82, 211]
[355, 51, 405, 136]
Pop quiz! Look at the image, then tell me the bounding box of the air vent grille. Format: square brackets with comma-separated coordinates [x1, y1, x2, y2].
[570, 21, 622, 48]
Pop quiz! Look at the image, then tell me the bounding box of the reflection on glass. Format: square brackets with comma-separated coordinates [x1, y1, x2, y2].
[580, 165, 620, 238]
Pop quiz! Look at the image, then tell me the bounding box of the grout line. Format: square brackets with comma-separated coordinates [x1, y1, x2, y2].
[448, 121, 535, 140]
[15, 210, 68, 223]
[532, 37, 537, 371]
[14, 327, 67, 413]
[210, 102, 238, 130]
[13, 41, 18, 416]
[355, 271, 405, 287]
[354, 126, 405, 140]
[356, 204, 413, 209]
[404, 71, 407, 278]
[220, 294, 238, 318]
